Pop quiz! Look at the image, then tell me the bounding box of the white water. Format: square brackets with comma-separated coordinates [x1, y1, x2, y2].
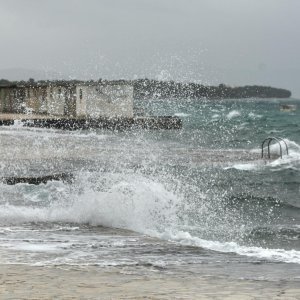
[228, 139, 300, 171]
[159, 231, 300, 264]
[0, 124, 300, 267]
[174, 112, 190, 117]
[226, 110, 241, 119]
[1, 168, 300, 265]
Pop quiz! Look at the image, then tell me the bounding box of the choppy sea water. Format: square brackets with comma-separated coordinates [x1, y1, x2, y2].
[0, 98, 300, 281]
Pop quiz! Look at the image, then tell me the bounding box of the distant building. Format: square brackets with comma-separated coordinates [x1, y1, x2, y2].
[0, 81, 134, 118]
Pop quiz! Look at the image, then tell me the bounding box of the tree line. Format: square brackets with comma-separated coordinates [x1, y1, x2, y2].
[0, 78, 291, 99]
[131, 79, 291, 99]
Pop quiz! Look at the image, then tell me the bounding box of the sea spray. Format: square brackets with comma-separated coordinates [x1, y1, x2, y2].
[0, 98, 300, 268]
[2, 164, 298, 263]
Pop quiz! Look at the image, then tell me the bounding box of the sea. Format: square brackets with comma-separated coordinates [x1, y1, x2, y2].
[0, 97, 299, 282]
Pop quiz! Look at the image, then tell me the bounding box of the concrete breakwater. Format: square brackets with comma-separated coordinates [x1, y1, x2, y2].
[0, 114, 182, 130]
[2, 173, 73, 185]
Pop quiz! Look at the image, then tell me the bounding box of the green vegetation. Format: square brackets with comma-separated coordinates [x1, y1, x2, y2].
[0, 78, 291, 99]
[131, 79, 291, 99]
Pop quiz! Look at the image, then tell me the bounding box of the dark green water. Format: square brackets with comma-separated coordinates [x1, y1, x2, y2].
[135, 97, 300, 255]
[0, 97, 299, 278]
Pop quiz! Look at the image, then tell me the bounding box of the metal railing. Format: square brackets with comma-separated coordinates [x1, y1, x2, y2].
[261, 137, 289, 159]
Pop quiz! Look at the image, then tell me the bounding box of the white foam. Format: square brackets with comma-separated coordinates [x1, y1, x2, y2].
[224, 163, 261, 171]
[211, 114, 220, 120]
[157, 231, 300, 264]
[174, 112, 190, 117]
[1, 170, 299, 265]
[8, 242, 68, 253]
[226, 110, 241, 119]
[248, 112, 262, 119]
[249, 139, 300, 170]
[0, 172, 180, 233]
[0, 126, 108, 140]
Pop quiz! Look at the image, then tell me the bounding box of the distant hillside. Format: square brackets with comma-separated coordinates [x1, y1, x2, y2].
[0, 78, 291, 99]
[131, 79, 291, 99]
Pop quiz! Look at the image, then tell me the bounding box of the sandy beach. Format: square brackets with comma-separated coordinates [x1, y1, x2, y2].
[0, 264, 299, 299]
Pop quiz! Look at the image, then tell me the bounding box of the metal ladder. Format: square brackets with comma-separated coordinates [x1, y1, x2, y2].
[261, 137, 289, 159]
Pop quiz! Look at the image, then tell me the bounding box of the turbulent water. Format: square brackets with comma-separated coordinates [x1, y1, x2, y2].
[0, 98, 300, 281]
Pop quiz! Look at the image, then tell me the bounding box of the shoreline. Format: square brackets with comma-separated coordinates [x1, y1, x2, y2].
[1, 264, 299, 299]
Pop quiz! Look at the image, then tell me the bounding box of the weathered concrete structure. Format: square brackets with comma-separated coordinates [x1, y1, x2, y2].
[0, 85, 25, 113]
[0, 80, 182, 130]
[76, 83, 133, 118]
[0, 81, 134, 118]
[24, 85, 48, 114]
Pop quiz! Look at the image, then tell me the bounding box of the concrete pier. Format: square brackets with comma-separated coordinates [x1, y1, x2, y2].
[0, 114, 182, 130]
[1, 173, 73, 185]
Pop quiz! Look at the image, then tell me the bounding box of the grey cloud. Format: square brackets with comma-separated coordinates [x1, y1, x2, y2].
[0, 0, 299, 96]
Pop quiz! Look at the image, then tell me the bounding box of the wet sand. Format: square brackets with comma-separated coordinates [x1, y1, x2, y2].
[0, 265, 299, 299]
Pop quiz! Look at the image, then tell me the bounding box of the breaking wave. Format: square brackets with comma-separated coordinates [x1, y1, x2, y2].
[1, 168, 299, 265]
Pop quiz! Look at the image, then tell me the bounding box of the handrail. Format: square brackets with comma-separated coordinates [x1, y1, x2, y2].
[261, 137, 289, 159]
[277, 137, 289, 156]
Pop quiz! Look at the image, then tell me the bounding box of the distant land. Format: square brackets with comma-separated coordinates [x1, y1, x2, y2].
[0, 78, 291, 99]
[131, 79, 291, 99]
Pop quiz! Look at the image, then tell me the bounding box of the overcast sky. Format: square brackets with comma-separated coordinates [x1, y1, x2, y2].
[0, 0, 299, 97]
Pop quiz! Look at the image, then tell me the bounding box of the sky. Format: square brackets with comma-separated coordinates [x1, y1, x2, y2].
[0, 0, 299, 97]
